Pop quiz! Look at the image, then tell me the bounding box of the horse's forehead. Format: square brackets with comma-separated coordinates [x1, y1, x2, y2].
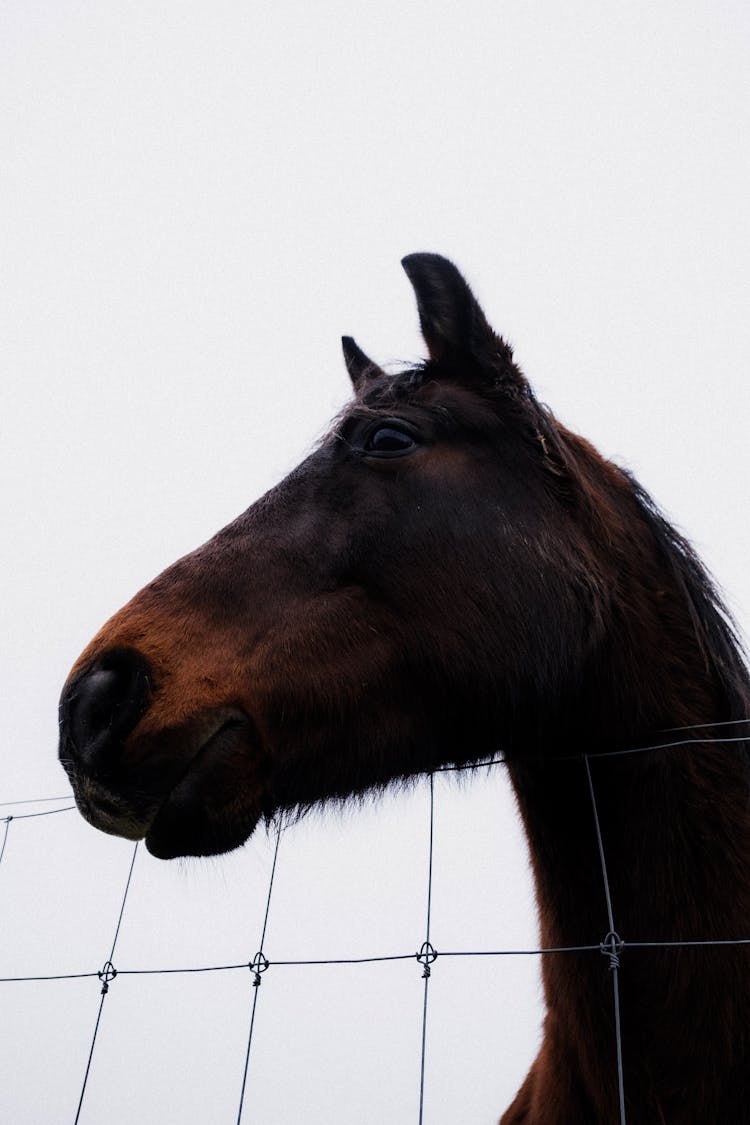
[354, 371, 502, 424]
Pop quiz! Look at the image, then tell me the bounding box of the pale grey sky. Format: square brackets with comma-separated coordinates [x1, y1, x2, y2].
[2, 2, 749, 1122]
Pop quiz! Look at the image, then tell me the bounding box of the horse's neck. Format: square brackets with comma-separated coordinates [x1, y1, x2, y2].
[505, 686, 750, 1118]
[508, 733, 750, 947]
[510, 551, 750, 941]
[494, 461, 750, 1116]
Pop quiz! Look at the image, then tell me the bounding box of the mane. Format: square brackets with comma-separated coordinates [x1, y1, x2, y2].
[625, 473, 750, 723]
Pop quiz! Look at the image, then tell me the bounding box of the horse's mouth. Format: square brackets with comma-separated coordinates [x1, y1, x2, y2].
[70, 709, 266, 860]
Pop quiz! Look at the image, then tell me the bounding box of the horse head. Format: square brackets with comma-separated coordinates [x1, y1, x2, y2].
[58, 254, 739, 865]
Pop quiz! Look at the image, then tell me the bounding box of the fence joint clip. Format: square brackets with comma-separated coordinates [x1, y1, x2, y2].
[417, 941, 438, 979]
[98, 960, 117, 995]
[249, 951, 269, 987]
[600, 931, 624, 972]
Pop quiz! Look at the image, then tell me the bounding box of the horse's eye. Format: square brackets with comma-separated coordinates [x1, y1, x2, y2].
[364, 426, 417, 456]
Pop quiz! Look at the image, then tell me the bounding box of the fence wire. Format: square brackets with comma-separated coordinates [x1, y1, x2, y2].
[2, 727, 750, 1123]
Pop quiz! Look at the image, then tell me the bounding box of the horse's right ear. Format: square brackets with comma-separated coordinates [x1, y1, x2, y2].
[341, 336, 384, 389]
[401, 253, 521, 387]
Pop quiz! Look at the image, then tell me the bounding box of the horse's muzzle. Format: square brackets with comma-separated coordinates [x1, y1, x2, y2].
[59, 650, 264, 857]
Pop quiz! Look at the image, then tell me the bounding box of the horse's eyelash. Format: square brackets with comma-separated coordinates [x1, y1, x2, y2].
[332, 431, 355, 453]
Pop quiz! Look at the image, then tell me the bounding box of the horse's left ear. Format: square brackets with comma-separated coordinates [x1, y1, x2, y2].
[341, 336, 385, 389]
[401, 253, 522, 388]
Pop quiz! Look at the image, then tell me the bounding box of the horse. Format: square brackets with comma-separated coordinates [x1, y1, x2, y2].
[59, 254, 750, 1123]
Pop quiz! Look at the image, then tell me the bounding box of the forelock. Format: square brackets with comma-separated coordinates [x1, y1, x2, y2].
[359, 367, 428, 408]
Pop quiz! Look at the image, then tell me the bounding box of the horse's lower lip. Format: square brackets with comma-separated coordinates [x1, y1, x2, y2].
[74, 785, 158, 841]
[144, 716, 264, 860]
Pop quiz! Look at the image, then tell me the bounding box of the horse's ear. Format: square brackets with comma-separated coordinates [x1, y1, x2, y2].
[401, 253, 521, 387]
[341, 336, 384, 389]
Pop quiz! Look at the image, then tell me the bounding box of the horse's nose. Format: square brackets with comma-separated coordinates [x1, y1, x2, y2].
[60, 648, 152, 771]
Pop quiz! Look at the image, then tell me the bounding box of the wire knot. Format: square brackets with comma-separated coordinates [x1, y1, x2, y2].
[417, 941, 438, 979]
[249, 951, 269, 987]
[98, 960, 117, 995]
[600, 931, 624, 972]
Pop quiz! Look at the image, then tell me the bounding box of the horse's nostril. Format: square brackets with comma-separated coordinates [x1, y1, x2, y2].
[69, 668, 124, 748]
[60, 648, 152, 771]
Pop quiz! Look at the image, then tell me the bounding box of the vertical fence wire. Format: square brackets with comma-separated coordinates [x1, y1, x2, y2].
[0, 816, 12, 870]
[236, 822, 282, 1124]
[73, 841, 139, 1125]
[417, 772, 436, 1125]
[583, 755, 627, 1125]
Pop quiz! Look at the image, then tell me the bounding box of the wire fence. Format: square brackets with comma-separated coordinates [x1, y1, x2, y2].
[2, 728, 750, 1123]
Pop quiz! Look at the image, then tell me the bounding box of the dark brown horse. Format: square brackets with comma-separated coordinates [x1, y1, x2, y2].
[59, 255, 750, 1123]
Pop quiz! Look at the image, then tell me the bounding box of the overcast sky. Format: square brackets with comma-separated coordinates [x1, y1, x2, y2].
[2, 2, 750, 1122]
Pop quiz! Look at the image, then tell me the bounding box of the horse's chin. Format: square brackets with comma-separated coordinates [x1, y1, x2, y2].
[144, 799, 262, 860]
[144, 716, 267, 859]
[143, 758, 264, 860]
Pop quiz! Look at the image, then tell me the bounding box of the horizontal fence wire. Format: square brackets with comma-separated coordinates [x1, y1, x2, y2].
[5, 934, 750, 987]
[4, 936, 750, 987]
[2, 723, 749, 1123]
[0, 794, 74, 808]
[2, 806, 76, 822]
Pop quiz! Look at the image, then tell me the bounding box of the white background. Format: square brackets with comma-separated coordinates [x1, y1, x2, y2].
[2, 2, 749, 1122]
